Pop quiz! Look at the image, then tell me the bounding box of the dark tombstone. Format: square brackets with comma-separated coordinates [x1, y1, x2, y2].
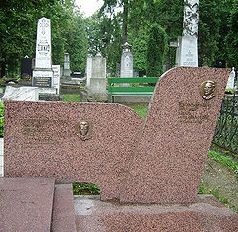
[21, 56, 32, 78]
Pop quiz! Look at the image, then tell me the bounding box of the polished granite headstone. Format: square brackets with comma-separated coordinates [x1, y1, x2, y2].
[4, 101, 142, 201]
[3, 67, 238, 231]
[121, 67, 229, 204]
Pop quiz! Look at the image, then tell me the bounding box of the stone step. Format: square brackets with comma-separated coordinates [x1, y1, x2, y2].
[51, 184, 77, 232]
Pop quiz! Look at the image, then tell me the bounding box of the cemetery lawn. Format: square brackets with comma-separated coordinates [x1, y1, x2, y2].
[124, 103, 148, 118]
[63, 94, 81, 102]
[200, 150, 238, 212]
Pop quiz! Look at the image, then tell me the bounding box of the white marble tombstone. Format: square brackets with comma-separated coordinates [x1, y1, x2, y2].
[2, 86, 39, 101]
[120, 42, 133, 78]
[226, 67, 236, 90]
[86, 55, 93, 88]
[87, 53, 107, 100]
[52, 65, 61, 94]
[177, 0, 199, 67]
[63, 53, 71, 77]
[32, 17, 53, 87]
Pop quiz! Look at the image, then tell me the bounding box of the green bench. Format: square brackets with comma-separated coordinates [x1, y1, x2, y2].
[107, 77, 159, 102]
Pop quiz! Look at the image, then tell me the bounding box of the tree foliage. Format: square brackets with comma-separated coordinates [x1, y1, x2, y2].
[225, 0, 238, 67]
[0, 0, 87, 76]
[147, 24, 168, 77]
[1, 0, 238, 77]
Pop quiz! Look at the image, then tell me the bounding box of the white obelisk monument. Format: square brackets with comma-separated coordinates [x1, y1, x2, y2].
[32, 17, 53, 87]
[177, 0, 199, 67]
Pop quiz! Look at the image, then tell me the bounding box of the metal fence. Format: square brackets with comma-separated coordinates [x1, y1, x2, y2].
[213, 67, 238, 155]
[213, 94, 238, 155]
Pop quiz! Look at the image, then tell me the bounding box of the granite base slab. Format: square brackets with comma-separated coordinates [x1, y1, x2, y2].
[74, 195, 238, 232]
[0, 177, 55, 232]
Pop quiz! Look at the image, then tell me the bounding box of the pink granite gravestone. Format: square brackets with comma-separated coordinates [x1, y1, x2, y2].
[3, 67, 238, 232]
[121, 67, 229, 204]
[4, 101, 142, 201]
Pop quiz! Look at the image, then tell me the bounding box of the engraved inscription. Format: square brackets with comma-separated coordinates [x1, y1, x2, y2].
[178, 102, 209, 124]
[23, 118, 68, 144]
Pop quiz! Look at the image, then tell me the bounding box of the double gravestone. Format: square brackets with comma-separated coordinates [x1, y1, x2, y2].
[2, 67, 238, 231]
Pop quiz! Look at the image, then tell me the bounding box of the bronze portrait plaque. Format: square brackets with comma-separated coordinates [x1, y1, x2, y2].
[200, 80, 216, 100]
[77, 120, 92, 141]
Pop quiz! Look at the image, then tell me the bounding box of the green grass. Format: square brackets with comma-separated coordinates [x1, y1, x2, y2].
[208, 150, 238, 174]
[73, 182, 100, 195]
[199, 181, 231, 207]
[63, 94, 81, 102]
[199, 150, 238, 212]
[124, 103, 148, 119]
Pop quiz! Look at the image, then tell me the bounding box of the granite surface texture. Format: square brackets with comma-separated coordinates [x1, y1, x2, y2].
[4, 101, 142, 201]
[74, 195, 238, 232]
[4, 67, 229, 203]
[121, 67, 229, 204]
[51, 184, 77, 232]
[0, 177, 55, 232]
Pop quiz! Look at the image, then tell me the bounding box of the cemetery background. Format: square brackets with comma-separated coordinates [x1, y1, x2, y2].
[1, 0, 238, 78]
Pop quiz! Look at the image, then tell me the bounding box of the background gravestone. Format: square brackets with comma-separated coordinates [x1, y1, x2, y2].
[120, 42, 133, 78]
[86, 55, 92, 88]
[176, 0, 199, 67]
[32, 17, 53, 88]
[2, 86, 39, 101]
[87, 53, 107, 101]
[21, 56, 32, 78]
[52, 65, 61, 94]
[226, 67, 236, 90]
[63, 53, 71, 78]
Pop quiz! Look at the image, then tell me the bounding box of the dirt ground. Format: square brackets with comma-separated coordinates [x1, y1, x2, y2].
[201, 157, 238, 212]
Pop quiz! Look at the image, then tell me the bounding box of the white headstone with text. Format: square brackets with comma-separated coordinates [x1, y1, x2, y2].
[120, 42, 133, 78]
[52, 65, 61, 94]
[177, 0, 199, 67]
[33, 17, 53, 88]
[178, 35, 198, 67]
